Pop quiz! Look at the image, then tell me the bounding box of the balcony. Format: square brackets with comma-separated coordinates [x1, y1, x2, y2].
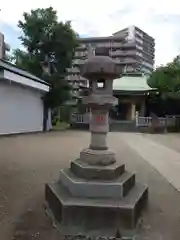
[66, 74, 87, 82]
[69, 79, 88, 90]
[73, 59, 85, 65]
[76, 44, 87, 50]
[75, 51, 88, 58]
[135, 37, 143, 45]
[142, 61, 153, 69]
[135, 31, 143, 38]
[95, 42, 111, 48]
[141, 49, 155, 58]
[67, 67, 80, 74]
[111, 50, 124, 57]
[111, 42, 123, 48]
[115, 58, 137, 64]
[66, 75, 79, 81]
[122, 42, 136, 48]
[111, 50, 136, 57]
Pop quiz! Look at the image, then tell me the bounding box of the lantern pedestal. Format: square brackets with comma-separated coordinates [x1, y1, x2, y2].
[45, 121, 148, 236]
[45, 153, 148, 236]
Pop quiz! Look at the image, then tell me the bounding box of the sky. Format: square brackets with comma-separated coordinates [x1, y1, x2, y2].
[1, 0, 180, 66]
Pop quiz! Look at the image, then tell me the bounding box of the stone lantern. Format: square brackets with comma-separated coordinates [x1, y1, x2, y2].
[45, 48, 148, 238]
[80, 48, 119, 166]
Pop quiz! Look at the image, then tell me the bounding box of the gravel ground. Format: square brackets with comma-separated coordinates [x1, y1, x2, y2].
[0, 131, 180, 240]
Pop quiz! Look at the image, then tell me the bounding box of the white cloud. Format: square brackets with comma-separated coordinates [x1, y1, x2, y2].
[1, 0, 180, 65]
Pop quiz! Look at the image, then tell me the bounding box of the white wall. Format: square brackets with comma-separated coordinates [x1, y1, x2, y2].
[0, 80, 44, 135]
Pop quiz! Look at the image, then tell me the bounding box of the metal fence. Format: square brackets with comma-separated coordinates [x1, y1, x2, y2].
[70, 113, 91, 124]
[70, 113, 180, 131]
[136, 116, 178, 128]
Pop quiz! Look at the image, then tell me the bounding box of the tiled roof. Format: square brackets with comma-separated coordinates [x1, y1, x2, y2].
[113, 75, 155, 92]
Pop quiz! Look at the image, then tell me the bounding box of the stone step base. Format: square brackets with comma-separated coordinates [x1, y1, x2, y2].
[45, 181, 148, 236]
[58, 168, 135, 199]
[71, 159, 125, 180]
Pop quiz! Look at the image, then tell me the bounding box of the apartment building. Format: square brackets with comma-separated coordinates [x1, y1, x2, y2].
[0, 32, 10, 60]
[67, 25, 155, 90]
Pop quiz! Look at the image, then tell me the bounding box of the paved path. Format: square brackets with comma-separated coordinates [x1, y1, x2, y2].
[122, 133, 180, 192]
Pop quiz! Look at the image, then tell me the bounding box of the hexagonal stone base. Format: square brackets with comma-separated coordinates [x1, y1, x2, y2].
[45, 181, 148, 236]
[71, 159, 125, 180]
[58, 169, 135, 198]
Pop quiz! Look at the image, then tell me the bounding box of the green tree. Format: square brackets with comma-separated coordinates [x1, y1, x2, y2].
[12, 7, 78, 129]
[147, 56, 180, 117]
[148, 56, 180, 100]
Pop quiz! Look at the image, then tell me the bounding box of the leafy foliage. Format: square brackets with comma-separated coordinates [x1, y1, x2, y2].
[12, 7, 78, 108]
[148, 56, 180, 100]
